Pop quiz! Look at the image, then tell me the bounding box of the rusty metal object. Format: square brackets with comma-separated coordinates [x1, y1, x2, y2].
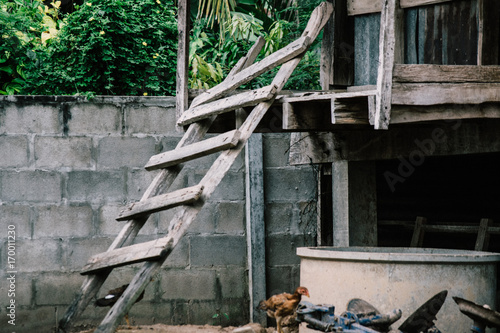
[398, 290, 447, 333]
[453, 296, 500, 328]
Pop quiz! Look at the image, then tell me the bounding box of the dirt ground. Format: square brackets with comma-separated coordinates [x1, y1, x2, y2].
[78, 323, 276, 333]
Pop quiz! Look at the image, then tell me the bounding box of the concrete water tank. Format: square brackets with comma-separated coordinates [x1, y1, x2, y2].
[298, 247, 500, 333]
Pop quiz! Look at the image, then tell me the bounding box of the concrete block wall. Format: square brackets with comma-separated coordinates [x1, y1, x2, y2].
[0, 96, 317, 332]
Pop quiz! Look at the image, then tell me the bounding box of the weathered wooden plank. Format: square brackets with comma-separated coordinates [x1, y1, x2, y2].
[375, 0, 400, 129]
[332, 97, 371, 125]
[392, 83, 500, 105]
[348, 0, 456, 15]
[475, 218, 493, 251]
[283, 100, 334, 130]
[176, 0, 190, 128]
[145, 130, 241, 171]
[393, 64, 500, 83]
[477, 0, 499, 65]
[177, 85, 278, 126]
[245, 134, 267, 325]
[321, 0, 354, 88]
[410, 216, 427, 247]
[81, 238, 173, 275]
[116, 185, 204, 221]
[190, 36, 311, 109]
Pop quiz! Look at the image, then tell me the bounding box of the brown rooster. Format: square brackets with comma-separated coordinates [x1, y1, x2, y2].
[258, 286, 310, 333]
[95, 284, 145, 327]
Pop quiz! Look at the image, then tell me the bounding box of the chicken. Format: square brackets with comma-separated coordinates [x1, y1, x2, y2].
[258, 286, 310, 333]
[95, 284, 145, 327]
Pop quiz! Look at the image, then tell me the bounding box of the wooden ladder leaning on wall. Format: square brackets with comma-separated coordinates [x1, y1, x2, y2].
[57, 3, 333, 333]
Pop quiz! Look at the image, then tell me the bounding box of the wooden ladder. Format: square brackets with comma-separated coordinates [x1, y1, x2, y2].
[57, 3, 333, 332]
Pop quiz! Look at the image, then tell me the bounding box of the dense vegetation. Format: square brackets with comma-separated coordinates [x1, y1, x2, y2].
[0, 0, 323, 96]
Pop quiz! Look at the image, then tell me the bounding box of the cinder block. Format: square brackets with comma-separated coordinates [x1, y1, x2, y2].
[66, 170, 125, 203]
[207, 171, 245, 201]
[0, 135, 29, 167]
[265, 202, 294, 235]
[67, 103, 122, 135]
[263, 133, 292, 167]
[152, 301, 189, 325]
[0, 205, 32, 239]
[266, 266, 299, 297]
[0, 170, 62, 202]
[15, 239, 61, 272]
[34, 136, 93, 169]
[264, 166, 317, 202]
[97, 136, 156, 169]
[159, 269, 216, 300]
[216, 201, 245, 234]
[126, 169, 159, 201]
[265, 234, 315, 267]
[157, 199, 216, 235]
[190, 235, 246, 267]
[217, 266, 247, 298]
[125, 104, 178, 135]
[34, 204, 93, 239]
[0, 103, 60, 135]
[0, 272, 33, 306]
[162, 236, 189, 268]
[13, 305, 60, 333]
[98, 204, 157, 236]
[61, 237, 111, 270]
[34, 273, 85, 305]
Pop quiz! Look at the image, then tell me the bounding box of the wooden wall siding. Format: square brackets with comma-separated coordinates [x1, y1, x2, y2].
[354, 13, 381, 85]
[405, 0, 478, 65]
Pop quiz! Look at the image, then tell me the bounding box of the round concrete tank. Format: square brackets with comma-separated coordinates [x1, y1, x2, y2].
[298, 247, 500, 333]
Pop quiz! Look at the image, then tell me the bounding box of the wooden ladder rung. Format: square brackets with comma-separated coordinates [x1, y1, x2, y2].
[116, 184, 204, 221]
[145, 130, 241, 171]
[177, 85, 277, 126]
[81, 238, 173, 275]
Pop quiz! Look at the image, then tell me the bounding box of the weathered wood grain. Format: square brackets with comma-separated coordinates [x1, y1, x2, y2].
[177, 85, 278, 126]
[145, 130, 240, 170]
[81, 238, 173, 275]
[348, 0, 455, 15]
[393, 64, 500, 83]
[116, 185, 204, 221]
[176, 0, 190, 128]
[375, 0, 400, 129]
[392, 83, 500, 105]
[190, 36, 310, 108]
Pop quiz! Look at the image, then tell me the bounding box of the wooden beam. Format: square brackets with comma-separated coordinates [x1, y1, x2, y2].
[116, 185, 204, 221]
[177, 85, 278, 126]
[393, 64, 500, 83]
[175, 0, 190, 129]
[245, 134, 267, 325]
[190, 36, 311, 108]
[475, 218, 493, 251]
[348, 0, 455, 15]
[392, 83, 500, 105]
[81, 238, 173, 275]
[477, 0, 499, 65]
[375, 0, 401, 129]
[145, 130, 241, 171]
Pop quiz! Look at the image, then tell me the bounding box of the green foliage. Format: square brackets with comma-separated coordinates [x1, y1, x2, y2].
[23, 0, 178, 96]
[0, 0, 47, 94]
[189, 0, 324, 91]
